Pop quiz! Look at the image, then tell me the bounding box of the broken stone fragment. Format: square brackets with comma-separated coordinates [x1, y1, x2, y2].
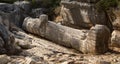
[112, 9, 120, 30]
[0, 37, 6, 54]
[23, 14, 110, 54]
[111, 30, 120, 48]
[81, 24, 110, 54]
[60, 0, 113, 31]
[0, 11, 22, 55]
[0, 55, 11, 64]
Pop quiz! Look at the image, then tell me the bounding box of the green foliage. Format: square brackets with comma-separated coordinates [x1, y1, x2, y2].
[0, 0, 17, 3]
[96, 0, 118, 11]
[40, 0, 61, 20]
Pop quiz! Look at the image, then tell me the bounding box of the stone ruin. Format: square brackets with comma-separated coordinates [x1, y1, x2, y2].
[23, 14, 110, 54]
[0, 0, 119, 55]
[60, 0, 113, 31]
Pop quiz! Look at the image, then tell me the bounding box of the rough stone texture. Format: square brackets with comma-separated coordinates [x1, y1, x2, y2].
[13, 1, 31, 27]
[7, 31, 120, 64]
[0, 11, 22, 55]
[0, 3, 14, 12]
[23, 14, 88, 50]
[14, 1, 31, 13]
[81, 25, 110, 54]
[112, 9, 120, 30]
[0, 37, 6, 54]
[23, 14, 110, 54]
[0, 1, 31, 28]
[111, 30, 120, 48]
[60, 0, 112, 30]
[31, 8, 48, 18]
[0, 55, 10, 64]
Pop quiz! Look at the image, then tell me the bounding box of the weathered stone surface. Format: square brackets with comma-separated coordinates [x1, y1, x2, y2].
[111, 30, 120, 48]
[0, 11, 22, 55]
[23, 14, 88, 48]
[23, 14, 110, 54]
[60, 0, 112, 31]
[13, 1, 31, 27]
[0, 1, 31, 28]
[14, 1, 31, 13]
[81, 25, 110, 54]
[0, 37, 6, 54]
[31, 8, 47, 18]
[0, 3, 14, 12]
[112, 9, 120, 30]
[0, 55, 10, 64]
[7, 30, 120, 64]
[15, 38, 35, 49]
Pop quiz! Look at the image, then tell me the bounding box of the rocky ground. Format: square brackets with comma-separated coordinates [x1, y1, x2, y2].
[0, 31, 118, 64]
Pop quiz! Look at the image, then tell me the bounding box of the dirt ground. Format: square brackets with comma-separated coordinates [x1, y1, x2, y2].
[6, 31, 120, 64]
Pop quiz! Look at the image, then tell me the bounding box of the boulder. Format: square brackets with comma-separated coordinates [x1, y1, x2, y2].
[0, 37, 6, 54]
[0, 55, 10, 64]
[0, 12, 22, 55]
[0, 3, 14, 12]
[23, 14, 110, 54]
[111, 30, 120, 47]
[0, 2, 30, 28]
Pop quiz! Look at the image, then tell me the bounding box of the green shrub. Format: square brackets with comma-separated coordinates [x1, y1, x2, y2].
[96, 0, 118, 11]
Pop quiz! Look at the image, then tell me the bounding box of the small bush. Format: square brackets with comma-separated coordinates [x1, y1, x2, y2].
[96, 0, 118, 11]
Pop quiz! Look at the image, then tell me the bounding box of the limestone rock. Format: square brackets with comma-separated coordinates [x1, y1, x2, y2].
[111, 30, 120, 47]
[0, 55, 10, 64]
[60, 0, 112, 30]
[0, 1, 31, 28]
[113, 9, 120, 30]
[15, 38, 35, 49]
[0, 3, 14, 12]
[0, 11, 22, 55]
[0, 37, 6, 54]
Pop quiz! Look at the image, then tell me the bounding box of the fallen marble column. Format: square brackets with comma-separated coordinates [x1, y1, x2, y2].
[23, 14, 110, 54]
